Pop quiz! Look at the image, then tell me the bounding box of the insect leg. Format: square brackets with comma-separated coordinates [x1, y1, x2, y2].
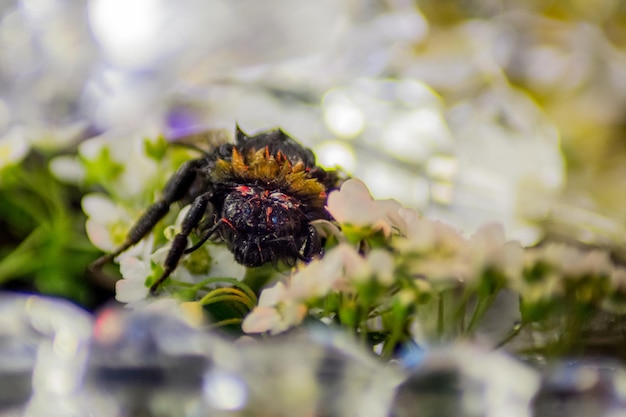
[149, 191, 212, 295]
[89, 159, 202, 272]
[301, 225, 322, 261]
[183, 217, 234, 254]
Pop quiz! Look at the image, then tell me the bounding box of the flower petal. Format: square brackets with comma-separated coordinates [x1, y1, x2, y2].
[115, 278, 149, 303]
[258, 282, 288, 307]
[326, 178, 401, 234]
[242, 306, 282, 334]
[82, 193, 127, 223]
[119, 257, 150, 281]
[85, 219, 116, 252]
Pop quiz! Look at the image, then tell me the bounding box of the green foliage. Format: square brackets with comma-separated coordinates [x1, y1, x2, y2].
[81, 147, 124, 188]
[0, 154, 103, 307]
[144, 136, 169, 162]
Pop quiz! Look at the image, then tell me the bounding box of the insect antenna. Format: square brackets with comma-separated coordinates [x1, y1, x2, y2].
[170, 128, 232, 157]
[170, 141, 212, 158]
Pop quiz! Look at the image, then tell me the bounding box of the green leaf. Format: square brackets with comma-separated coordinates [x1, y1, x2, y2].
[355, 279, 383, 305]
[81, 147, 124, 186]
[520, 297, 555, 323]
[338, 299, 358, 328]
[144, 136, 168, 161]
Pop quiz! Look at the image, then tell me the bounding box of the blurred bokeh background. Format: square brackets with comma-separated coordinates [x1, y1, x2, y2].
[1, 0, 626, 308]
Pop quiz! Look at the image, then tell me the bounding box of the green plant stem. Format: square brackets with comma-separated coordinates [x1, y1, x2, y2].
[192, 277, 258, 303]
[437, 293, 445, 338]
[453, 292, 471, 334]
[200, 294, 252, 309]
[557, 306, 585, 355]
[0, 226, 46, 283]
[200, 287, 256, 310]
[465, 289, 501, 335]
[357, 301, 371, 346]
[208, 318, 244, 329]
[381, 306, 408, 360]
[494, 322, 524, 349]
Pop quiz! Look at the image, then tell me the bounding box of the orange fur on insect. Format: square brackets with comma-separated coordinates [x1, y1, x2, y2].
[212, 147, 326, 208]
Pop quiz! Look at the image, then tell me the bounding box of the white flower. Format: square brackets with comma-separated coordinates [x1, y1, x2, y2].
[532, 243, 614, 278]
[242, 243, 400, 335]
[82, 193, 131, 252]
[468, 223, 525, 280]
[604, 268, 626, 314]
[82, 193, 145, 254]
[114, 232, 206, 327]
[151, 241, 246, 286]
[116, 256, 151, 303]
[289, 243, 361, 299]
[610, 268, 626, 292]
[1, 122, 86, 174]
[363, 249, 396, 285]
[0, 126, 30, 171]
[395, 217, 472, 284]
[470, 223, 507, 253]
[241, 282, 307, 335]
[26, 121, 87, 151]
[242, 243, 379, 334]
[202, 243, 247, 280]
[513, 271, 564, 303]
[399, 216, 468, 253]
[49, 155, 86, 184]
[515, 243, 615, 305]
[326, 179, 401, 235]
[78, 129, 162, 198]
[115, 233, 155, 305]
[351, 248, 396, 285]
[388, 207, 422, 237]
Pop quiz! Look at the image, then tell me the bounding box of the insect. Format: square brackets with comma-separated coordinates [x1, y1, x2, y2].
[90, 126, 343, 294]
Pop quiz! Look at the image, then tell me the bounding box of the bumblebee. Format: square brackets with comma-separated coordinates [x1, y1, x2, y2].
[91, 127, 343, 294]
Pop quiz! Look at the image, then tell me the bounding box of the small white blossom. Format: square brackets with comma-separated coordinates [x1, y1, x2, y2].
[115, 234, 155, 305]
[1, 122, 86, 174]
[78, 129, 162, 198]
[116, 257, 151, 303]
[351, 248, 396, 285]
[514, 272, 564, 304]
[399, 216, 468, 253]
[610, 268, 626, 292]
[289, 243, 361, 298]
[531, 243, 614, 278]
[604, 268, 626, 314]
[0, 127, 30, 171]
[470, 223, 507, 255]
[82, 193, 136, 252]
[468, 223, 525, 280]
[49, 155, 86, 184]
[26, 121, 87, 151]
[388, 207, 422, 237]
[81, 193, 154, 261]
[395, 216, 472, 284]
[514, 243, 615, 306]
[151, 241, 246, 286]
[243, 244, 380, 334]
[241, 282, 307, 335]
[243, 243, 401, 334]
[326, 179, 401, 235]
[203, 243, 247, 280]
